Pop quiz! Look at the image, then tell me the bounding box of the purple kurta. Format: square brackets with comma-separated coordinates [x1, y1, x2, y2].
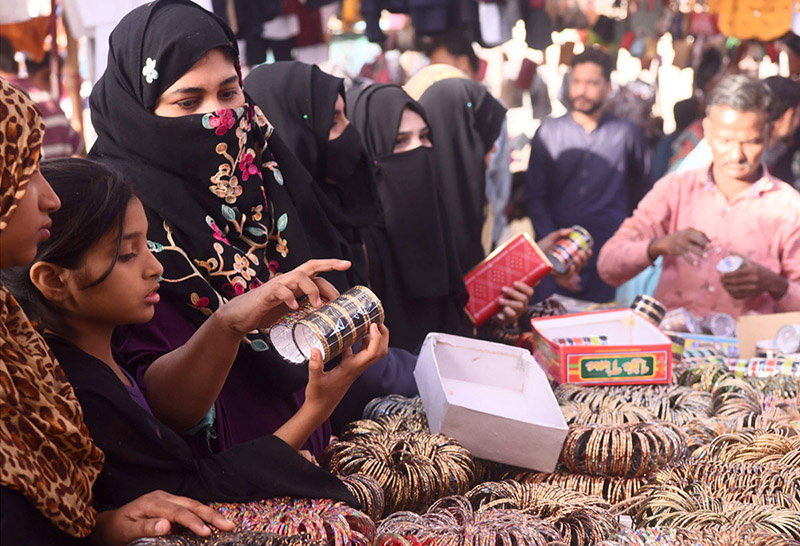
[114, 299, 330, 458]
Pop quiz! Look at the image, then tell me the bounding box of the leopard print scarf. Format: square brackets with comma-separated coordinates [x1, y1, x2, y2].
[0, 77, 105, 537]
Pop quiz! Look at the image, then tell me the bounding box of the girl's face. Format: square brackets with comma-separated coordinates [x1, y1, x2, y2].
[63, 198, 164, 326]
[393, 108, 432, 154]
[0, 169, 61, 269]
[154, 48, 245, 117]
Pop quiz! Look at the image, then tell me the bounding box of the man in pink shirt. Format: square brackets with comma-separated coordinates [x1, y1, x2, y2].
[598, 75, 800, 318]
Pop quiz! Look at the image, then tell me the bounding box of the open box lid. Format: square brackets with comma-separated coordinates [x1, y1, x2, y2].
[531, 309, 671, 347]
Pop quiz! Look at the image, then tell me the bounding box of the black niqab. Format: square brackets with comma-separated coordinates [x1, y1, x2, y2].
[244, 62, 379, 287]
[408, 68, 507, 275]
[347, 83, 469, 351]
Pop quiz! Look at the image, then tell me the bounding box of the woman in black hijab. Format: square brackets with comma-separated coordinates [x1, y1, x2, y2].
[88, 0, 386, 459]
[243, 62, 379, 289]
[405, 65, 508, 275]
[346, 83, 471, 351]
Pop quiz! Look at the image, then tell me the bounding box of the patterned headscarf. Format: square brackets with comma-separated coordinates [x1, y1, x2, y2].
[0, 76, 44, 230]
[0, 77, 105, 537]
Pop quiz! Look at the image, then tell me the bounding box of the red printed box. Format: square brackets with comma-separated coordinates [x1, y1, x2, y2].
[464, 233, 552, 326]
[530, 309, 672, 386]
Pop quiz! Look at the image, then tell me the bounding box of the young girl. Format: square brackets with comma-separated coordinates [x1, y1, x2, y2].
[6, 157, 381, 514]
[0, 76, 234, 546]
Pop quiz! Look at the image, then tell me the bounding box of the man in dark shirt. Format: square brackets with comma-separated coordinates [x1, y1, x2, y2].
[763, 76, 800, 189]
[526, 47, 651, 302]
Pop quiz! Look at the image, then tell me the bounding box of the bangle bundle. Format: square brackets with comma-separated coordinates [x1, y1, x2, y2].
[340, 474, 386, 522]
[691, 430, 800, 466]
[362, 395, 427, 424]
[375, 495, 565, 546]
[678, 360, 733, 392]
[597, 525, 800, 546]
[507, 469, 649, 506]
[128, 533, 324, 546]
[559, 422, 685, 478]
[465, 480, 618, 545]
[206, 498, 376, 546]
[652, 459, 800, 510]
[632, 483, 800, 539]
[555, 384, 712, 427]
[323, 417, 475, 516]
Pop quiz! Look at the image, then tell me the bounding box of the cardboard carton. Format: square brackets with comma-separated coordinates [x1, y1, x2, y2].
[414, 333, 568, 472]
[737, 312, 800, 359]
[531, 310, 672, 386]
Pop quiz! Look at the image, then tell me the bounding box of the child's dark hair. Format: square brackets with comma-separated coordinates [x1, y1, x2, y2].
[1, 158, 135, 327]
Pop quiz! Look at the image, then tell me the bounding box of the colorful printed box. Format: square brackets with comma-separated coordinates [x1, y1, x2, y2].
[463, 233, 552, 326]
[680, 333, 739, 358]
[530, 309, 672, 386]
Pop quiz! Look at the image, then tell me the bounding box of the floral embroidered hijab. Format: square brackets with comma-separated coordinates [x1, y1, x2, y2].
[89, 0, 333, 372]
[0, 77, 104, 537]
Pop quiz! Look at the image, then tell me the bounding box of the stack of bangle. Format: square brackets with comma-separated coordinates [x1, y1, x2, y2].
[681, 417, 800, 456]
[710, 377, 766, 418]
[555, 384, 713, 427]
[691, 430, 800, 466]
[653, 459, 800, 510]
[128, 532, 325, 546]
[559, 422, 685, 479]
[361, 395, 427, 425]
[678, 360, 734, 392]
[340, 474, 386, 522]
[205, 498, 376, 546]
[507, 470, 649, 506]
[597, 525, 800, 546]
[465, 480, 618, 545]
[632, 483, 800, 538]
[375, 495, 565, 546]
[323, 416, 475, 516]
[559, 400, 655, 425]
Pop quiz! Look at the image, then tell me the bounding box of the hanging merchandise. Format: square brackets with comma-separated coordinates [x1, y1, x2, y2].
[670, 10, 684, 39]
[529, 72, 552, 119]
[629, 36, 646, 57]
[523, 3, 555, 51]
[549, 0, 590, 32]
[211, 0, 281, 40]
[478, 2, 504, 46]
[479, 0, 521, 47]
[515, 57, 537, 90]
[591, 15, 617, 45]
[619, 30, 636, 51]
[708, 0, 793, 41]
[794, 0, 800, 35]
[688, 11, 719, 37]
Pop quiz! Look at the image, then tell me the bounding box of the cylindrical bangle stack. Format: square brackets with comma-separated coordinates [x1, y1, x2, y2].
[323, 416, 475, 516]
[559, 422, 686, 479]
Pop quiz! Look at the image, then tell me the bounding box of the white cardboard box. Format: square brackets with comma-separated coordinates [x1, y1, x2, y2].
[414, 332, 568, 473]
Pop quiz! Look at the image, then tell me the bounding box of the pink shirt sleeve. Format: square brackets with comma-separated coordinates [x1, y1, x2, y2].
[597, 175, 679, 287]
[776, 220, 800, 312]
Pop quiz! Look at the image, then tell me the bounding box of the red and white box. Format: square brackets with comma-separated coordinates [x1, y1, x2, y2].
[464, 233, 552, 326]
[530, 309, 672, 386]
